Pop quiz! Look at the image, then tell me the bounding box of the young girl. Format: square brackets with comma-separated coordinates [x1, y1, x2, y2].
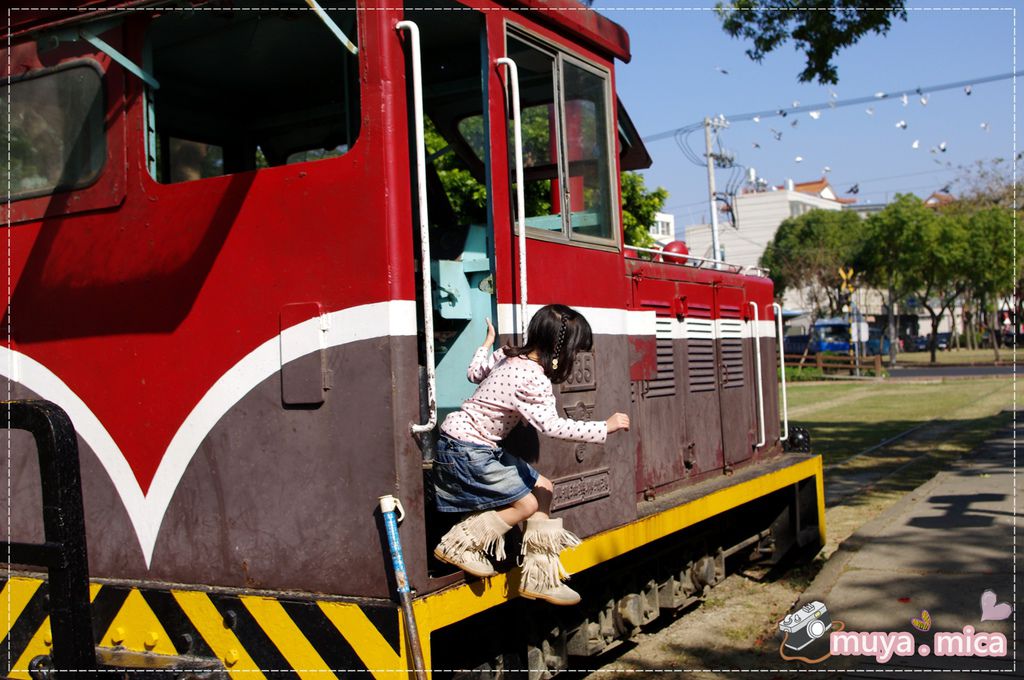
[432, 304, 630, 605]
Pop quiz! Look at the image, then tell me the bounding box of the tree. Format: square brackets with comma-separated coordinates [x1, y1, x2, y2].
[620, 171, 668, 249]
[861, 194, 969, 364]
[424, 118, 488, 227]
[716, 0, 907, 84]
[944, 159, 1023, 359]
[759, 208, 865, 315]
[952, 157, 1023, 211]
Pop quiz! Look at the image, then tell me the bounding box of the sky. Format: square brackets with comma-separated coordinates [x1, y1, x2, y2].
[599, 2, 1017, 237]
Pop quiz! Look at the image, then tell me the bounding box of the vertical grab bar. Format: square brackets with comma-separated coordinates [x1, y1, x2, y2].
[749, 301, 766, 448]
[772, 302, 790, 441]
[397, 20, 436, 435]
[496, 57, 528, 340]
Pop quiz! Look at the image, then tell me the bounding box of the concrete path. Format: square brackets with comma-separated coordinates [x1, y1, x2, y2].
[796, 417, 1021, 676]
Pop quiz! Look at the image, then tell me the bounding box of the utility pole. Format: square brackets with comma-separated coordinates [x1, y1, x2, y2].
[704, 116, 722, 261]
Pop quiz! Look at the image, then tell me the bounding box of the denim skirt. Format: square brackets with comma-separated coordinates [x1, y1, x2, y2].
[432, 434, 539, 513]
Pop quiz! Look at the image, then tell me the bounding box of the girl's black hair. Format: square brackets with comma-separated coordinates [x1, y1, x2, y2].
[504, 304, 593, 383]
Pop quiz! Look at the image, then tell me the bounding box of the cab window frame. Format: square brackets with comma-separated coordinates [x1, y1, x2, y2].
[143, 4, 362, 186]
[503, 24, 621, 251]
[4, 58, 109, 203]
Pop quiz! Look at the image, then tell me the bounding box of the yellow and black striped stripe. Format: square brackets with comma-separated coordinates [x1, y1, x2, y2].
[1, 578, 408, 678]
[2, 455, 824, 678]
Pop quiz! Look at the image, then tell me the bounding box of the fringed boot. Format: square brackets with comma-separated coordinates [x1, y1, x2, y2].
[518, 517, 582, 605]
[433, 510, 513, 578]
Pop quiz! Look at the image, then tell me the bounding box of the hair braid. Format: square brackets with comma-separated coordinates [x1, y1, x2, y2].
[551, 314, 568, 371]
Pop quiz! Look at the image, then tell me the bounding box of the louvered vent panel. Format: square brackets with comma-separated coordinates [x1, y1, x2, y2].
[685, 317, 716, 393]
[647, 317, 676, 398]
[719, 317, 745, 390]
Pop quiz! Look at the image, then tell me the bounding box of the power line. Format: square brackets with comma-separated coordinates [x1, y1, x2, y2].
[643, 70, 1024, 145]
[828, 166, 957, 188]
[663, 166, 956, 211]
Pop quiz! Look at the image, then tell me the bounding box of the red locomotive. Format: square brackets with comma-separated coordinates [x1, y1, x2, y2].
[2, 1, 822, 676]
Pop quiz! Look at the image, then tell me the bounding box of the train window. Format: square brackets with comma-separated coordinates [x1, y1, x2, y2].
[562, 60, 614, 241]
[506, 37, 562, 233]
[146, 4, 359, 184]
[505, 32, 618, 246]
[2, 63, 106, 201]
[167, 138, 224, 183]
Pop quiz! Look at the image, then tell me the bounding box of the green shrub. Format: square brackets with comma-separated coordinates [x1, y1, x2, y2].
[781, 366, 826, 382]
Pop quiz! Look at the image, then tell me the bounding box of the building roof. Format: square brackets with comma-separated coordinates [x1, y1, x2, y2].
[792, 177, 857, 204]
[759, 177, 856, 204]
[924, 191, 956, 207]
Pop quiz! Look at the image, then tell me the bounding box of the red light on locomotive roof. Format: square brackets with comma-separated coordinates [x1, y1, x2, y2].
[663, 241, 690, 258]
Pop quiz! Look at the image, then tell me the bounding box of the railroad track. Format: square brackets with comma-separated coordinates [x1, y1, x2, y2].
[822, 418, 944, 507]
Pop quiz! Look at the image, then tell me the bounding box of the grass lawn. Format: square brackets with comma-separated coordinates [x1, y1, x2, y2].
[894, 348, 1012, 364]
[786, 377, 1014, 465]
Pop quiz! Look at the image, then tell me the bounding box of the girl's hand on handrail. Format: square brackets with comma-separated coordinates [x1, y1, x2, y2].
[483, 318, 496, 349]
[606, 413, 630, 433]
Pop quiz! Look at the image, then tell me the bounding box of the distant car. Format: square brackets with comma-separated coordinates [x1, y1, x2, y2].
[783, 334, 810, 355]
[810, 319, 851, 354]
[865, 328, 891, 355]
[913, 333, 950, 351]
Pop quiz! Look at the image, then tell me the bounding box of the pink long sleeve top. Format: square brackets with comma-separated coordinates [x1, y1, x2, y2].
[440, 346, 608, 448]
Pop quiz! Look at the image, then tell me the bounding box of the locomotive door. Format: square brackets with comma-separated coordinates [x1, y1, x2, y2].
[634, 279, 687, 495]
[402, 7, 498, 424]
[678, 283, 725, 480]
[715, 285, 756, 466]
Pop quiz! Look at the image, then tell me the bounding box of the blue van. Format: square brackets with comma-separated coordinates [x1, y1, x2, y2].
[784, 318, 890, 355]
[811, 318, 852, 353]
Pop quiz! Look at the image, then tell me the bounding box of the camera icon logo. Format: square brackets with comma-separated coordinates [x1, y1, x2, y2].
[779, 601, 833, 651]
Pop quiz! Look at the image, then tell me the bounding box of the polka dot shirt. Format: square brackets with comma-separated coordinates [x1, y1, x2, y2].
[441, 346, 608, 448]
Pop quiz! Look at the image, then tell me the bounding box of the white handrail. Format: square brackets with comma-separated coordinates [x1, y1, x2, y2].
[625, 246, 767, 277]
[773, 302, 789, 442]
[749, 301, 766, 448]
[496, 57, 528, 340]
[397, 20, 436, 435]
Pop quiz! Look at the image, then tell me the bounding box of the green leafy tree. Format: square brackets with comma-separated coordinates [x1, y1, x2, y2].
[760, 208, 865, 315]
[716, 0, 907, 84]
[861, 194, 968, 364]
[424, 118, 488, 226]
[942, 202, 1021, 361]
[948, 158, 1024, 356]
[620, 171, 668, 249]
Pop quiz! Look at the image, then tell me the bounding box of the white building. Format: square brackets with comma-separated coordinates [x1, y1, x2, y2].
[684, 178, 851, 269]
[649, 211, 675, 245]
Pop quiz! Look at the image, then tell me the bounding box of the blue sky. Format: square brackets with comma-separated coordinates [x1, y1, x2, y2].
[601, 3, 1016, 234]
